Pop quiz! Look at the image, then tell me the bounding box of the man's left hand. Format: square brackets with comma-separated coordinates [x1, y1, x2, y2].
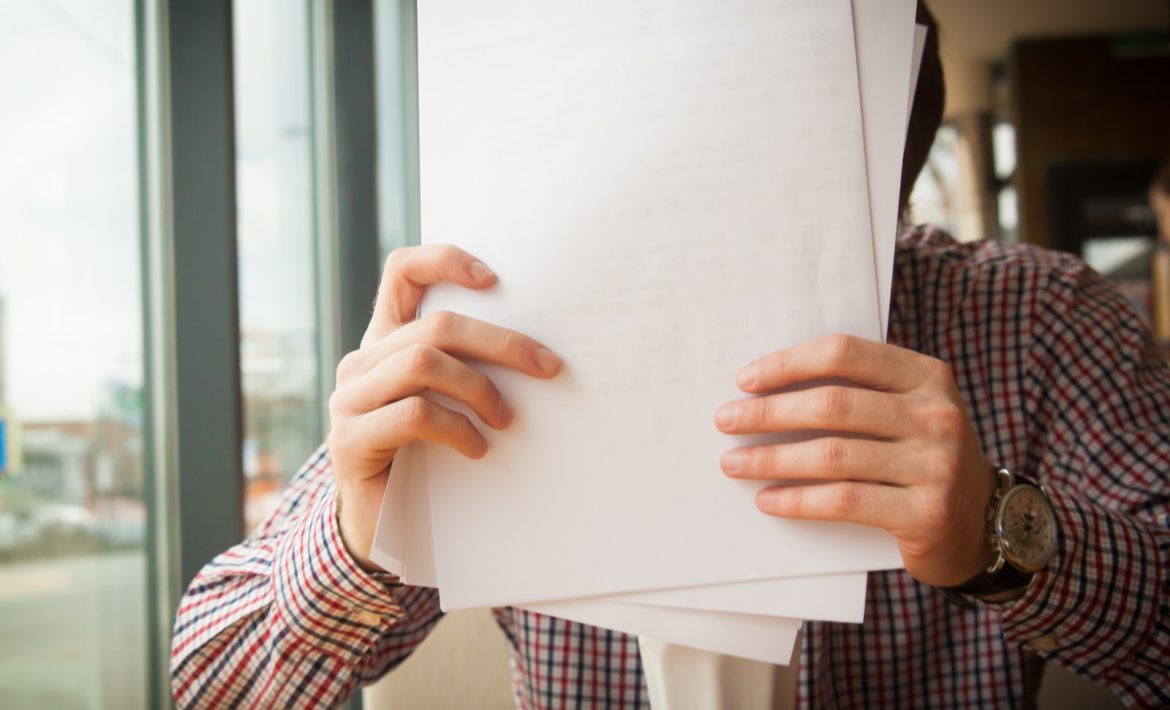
[716, 333, 996, 587]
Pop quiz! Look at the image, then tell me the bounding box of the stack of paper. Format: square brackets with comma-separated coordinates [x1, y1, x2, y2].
[371, 0, 928, 665]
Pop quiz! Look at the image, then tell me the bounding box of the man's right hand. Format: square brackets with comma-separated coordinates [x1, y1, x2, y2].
[328, 245, 563, 570]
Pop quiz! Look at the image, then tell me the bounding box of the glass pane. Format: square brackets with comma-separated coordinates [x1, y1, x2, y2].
[375, 0, 420, 259]
[992, 121, 1016, 182]
[909, 123, 961, 234]
[233, 0, 322, 533]
[0, 1, 148, 707]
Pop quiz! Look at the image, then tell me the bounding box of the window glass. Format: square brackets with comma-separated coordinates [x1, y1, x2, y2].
[909, 124, 961, 235]
[0, 1, 148, 707]
[233, 0, 322, 533]
[375, 0, 419, 259]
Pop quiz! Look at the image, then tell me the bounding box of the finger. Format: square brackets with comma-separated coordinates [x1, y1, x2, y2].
[755, 481, 909, 531]
[359, 310, 562, 380]
[736, 334, 939, 394]
[721, 438, 913, 485]
[341, 396, 489, 460]
[365, 245, 497, 344]
[336, 344, 513, 429]
[715, 386, 911, 438]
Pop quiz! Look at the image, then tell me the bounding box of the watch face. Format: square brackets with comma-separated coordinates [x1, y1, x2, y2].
[997, 485, 1058, 572]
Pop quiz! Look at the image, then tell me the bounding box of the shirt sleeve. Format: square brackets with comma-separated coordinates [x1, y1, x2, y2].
[999, 261, 1170, 707]
[170, 446, 444, 708]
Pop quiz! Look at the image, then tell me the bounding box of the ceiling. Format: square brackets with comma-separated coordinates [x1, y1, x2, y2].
[929, 0, 1170, 61]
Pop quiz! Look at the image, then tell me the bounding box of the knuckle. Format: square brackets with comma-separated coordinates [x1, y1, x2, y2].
[831, 484, 860, 516]
[931, 446, 959, 479]
[498, 328, 527, 355]
[818, 387, 850, 420]
[820, 438, 848, 470]
[918, 490, 952, 531]
[927, 446, 961, 481]
[757, 396, 781, 428]
[405, 343, 441, 374]
[327, 389, 346, 419]
[383, 246, 411, 276]
[924, 401, 964, 440]
[476, 371, 502, 403]
[327, 418, 355, 454]
[423, 310, 459, 339]
[436, 244, 463, 263]
[769, 349, 789, 377]
[927, 357, 955, 382]
[335, 350, 362, 382]
[397, 396, 431, 427]
[824, 333, 857, 366]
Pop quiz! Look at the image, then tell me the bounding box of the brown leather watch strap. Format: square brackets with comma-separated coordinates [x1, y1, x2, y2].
[940, 564, 1033, 605]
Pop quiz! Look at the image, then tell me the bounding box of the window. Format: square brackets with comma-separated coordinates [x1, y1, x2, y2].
[233, 0, 323, 533]
[909, 123, 962, 235]
[376, 0, 420, 258]
[0, 1, 149, 706]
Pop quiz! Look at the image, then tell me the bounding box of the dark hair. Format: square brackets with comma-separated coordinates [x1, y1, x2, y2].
[900, 2, 945, 219]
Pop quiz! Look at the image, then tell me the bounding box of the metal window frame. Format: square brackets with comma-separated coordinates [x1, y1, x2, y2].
[375, 0, 421, 256]
[140, 0, 385, 706]
[139, 0, 245, 705]
[314, 0, 384, 410]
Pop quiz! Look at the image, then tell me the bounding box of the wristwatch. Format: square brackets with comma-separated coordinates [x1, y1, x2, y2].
[941, 467, 1058, 605]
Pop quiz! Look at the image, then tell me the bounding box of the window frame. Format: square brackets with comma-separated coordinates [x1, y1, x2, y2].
[138, 0, 385, 706]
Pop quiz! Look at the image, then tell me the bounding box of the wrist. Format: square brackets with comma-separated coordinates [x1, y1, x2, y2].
[940, 467, 1057, 605]
[336, 484, 383, 573]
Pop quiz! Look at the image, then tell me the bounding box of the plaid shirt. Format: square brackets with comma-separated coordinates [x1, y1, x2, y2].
[172, 227, 1170, 708]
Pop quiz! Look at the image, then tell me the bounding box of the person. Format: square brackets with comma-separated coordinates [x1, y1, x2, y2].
[170, 4, 1170, 708]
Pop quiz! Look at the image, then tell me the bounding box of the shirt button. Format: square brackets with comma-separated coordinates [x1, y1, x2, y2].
[354, 609, 384, 626]
[1030, 634, 1058, 653]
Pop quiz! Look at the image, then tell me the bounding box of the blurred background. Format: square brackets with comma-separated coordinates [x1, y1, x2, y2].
[0, 0, 1165, 708]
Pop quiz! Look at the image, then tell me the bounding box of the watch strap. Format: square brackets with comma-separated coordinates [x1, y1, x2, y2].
[941, 563, 1033, 601]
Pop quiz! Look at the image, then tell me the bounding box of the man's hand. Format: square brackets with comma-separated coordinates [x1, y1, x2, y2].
[716, 334, 995, 587]
[329, 245, 562, 570]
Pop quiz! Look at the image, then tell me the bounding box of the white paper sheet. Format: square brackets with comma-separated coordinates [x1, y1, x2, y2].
[371, 445, 866, 621]
[417, 0, 900, 611]
[853, 0, 919, 337]
[613, 571, 866, 623]
[372, 453, 809, 662]
[522, 601, 802, 666]
[371, 3, 924, 636]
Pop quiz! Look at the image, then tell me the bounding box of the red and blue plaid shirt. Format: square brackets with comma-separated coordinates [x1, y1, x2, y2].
[172, 227, 1170, 708]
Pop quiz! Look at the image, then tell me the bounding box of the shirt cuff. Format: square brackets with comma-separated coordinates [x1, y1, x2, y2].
[273, 487, 405, 657]
[999, 487, 1163, 676]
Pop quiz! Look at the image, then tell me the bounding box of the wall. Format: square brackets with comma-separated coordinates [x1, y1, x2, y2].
[1010, 38, 1170, 246]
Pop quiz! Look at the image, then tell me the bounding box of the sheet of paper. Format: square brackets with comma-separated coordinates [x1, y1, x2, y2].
[372, 2, 921, 622]
[523, 601, 802, 666]
[369, 446, 413, 577]
[614, 571, 866, 623]
[373, 461, 806, 663]
[371, 445, 867, 622]
[853, 0, 919, 337]
[415, 0, 899, 610]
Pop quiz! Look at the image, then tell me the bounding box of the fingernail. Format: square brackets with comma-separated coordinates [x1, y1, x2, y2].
[468, 260, 495, 282]
[536, 347, 562, 373]
[498, 399, 514, 426]
[721, 450, 744, 473]
[715, 404, 738, 429]
[736, 367, 757, 389]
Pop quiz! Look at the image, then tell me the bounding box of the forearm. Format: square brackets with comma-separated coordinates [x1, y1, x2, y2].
[171, 485, 439, 708]
[999, 489, 1168, 707]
